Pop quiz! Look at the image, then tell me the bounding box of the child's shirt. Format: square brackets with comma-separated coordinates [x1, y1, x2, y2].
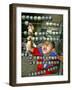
[31, 47, 59, 75]
[32, 47, 42, 56]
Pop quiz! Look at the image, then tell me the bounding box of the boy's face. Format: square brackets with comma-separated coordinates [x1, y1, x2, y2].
[42, 42, 53, 54]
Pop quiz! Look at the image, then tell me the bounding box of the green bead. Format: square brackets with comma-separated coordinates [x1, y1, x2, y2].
[33, 61, 35, 64]
[34, 72, 37, 75]
[57, 61, 59, 64]
[32, 72, 34, 76]
[53, 67, 55, 70]
[33, 56, 36, 60]
[55, 66, 58, 70]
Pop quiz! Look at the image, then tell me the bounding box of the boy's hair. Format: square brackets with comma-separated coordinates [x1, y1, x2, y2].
[42, 40, 55, 49]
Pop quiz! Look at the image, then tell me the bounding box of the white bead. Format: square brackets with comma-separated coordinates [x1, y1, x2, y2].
[35, 37, 38, 40]
[25, 53, 27, 56]
[24, 21, 29, 25]
[51, 57, 54, 59]
[45, 16, 49, 20]
[39, 32, 41, 35]
[22, 15, 25, 19]
[57, 23, 59, 26]
[38, 71, 40, 75]
[51, 61, 53, 64]
[56, 32, 58, 34]
[46, 56, 48, 60]
[57, 38, 59, 40]
[53, 23, 56, 26]
[48, 69, 50, 71]
[49, 22, 52, 26]
[44, 70, 46, 73]
[42, 16, 45, 20]
[37, 56, 39, 59]
[38, 16, 41, 20]
[49, 16, 52, 20]
[35, 32, 38, 36]
[34, 16, 37, 20]
[24, 31, 27, 34]
[26, 15, 29, 19]
[40, 37, 42, 40]
[42, 32, 45, 35]
[32, 37, 35, 40]
[46, 22, 49, 26]
[54, 56, 57, 59]
[30, 16, 33, 20]
[47, 38, 49, 40]
[49, 56, 51, 59]
[52, 32, 55, 35]
[21, 53, 24, 57]
[48, 61, 51, 64]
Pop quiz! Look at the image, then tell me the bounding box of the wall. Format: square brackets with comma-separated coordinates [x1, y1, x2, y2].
[0, 0, 72, 90]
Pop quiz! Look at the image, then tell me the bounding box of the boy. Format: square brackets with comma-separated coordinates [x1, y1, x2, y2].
[26, 37, 58, 75]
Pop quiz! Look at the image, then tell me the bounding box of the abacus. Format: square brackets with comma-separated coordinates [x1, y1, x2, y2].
[21, 13, 63, 77]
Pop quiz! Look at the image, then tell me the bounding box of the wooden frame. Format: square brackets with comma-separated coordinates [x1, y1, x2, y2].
[9, 3, 70, 86]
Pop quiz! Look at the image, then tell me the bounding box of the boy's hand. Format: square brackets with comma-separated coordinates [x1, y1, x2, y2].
[27, 36, 32, 41]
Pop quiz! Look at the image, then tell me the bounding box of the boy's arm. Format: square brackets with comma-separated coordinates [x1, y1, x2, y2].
[26, 36, 34, 52]
[26, 36, 40, 56]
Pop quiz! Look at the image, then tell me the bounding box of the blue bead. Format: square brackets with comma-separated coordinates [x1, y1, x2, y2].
[49, 51, 57, 56]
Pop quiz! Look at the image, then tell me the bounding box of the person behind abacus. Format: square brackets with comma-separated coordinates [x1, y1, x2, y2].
[26, 37, 58, 75]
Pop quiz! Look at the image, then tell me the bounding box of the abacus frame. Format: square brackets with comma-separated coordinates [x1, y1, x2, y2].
[9, 3, 70, 86]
